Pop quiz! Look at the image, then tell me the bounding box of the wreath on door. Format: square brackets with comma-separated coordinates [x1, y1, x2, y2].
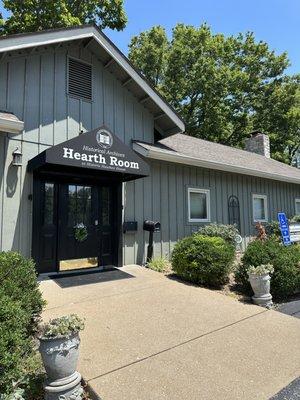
[74, 223, 88, 242]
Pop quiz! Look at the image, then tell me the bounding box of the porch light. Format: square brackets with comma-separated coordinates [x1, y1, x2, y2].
[12, 148, 22, 166]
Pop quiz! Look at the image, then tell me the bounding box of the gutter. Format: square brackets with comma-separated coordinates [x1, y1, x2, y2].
[133, 142, 300, 186]
[0, 116, 24, 134]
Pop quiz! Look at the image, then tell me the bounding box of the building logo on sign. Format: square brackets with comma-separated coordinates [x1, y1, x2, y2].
[96, 129, 113, 149]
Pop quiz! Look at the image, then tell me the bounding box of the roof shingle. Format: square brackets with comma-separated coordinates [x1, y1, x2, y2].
[133, 133, 300, 184]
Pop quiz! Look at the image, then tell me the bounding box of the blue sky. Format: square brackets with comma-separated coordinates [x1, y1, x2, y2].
[1, 0, 299, 74]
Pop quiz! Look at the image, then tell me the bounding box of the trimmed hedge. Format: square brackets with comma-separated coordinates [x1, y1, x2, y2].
[196, 223, 239, 245]
[0, 291, 32, 395]
[0, 252, 44, 396]
[0, 252, 44, 335]
[235, 239, 300, 299]
[172, 234, 235, 287]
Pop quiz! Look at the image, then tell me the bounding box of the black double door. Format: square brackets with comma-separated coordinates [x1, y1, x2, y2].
[33, 177, 118, 273]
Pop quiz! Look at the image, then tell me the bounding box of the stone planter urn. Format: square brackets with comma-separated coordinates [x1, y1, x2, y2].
[38, 314, 85, 400]
[248, 264, 274, 308]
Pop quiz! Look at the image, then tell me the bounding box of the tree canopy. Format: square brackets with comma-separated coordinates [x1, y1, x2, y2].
[129, 24, 300, 164]
[0, 0, 127, 35]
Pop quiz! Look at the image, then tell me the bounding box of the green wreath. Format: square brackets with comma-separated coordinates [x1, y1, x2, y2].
[74, 223, 88, 242]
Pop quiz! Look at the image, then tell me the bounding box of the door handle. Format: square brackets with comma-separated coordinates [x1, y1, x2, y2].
[95, 220, 98, 226]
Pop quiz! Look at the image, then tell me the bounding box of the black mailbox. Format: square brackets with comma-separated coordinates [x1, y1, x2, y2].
[143, 220, 161, 232]
[143, 220, 161, 263]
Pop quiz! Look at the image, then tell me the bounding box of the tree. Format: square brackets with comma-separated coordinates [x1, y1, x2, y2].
[0, 0, 127, 35]
[129, 24, 300, 164]
[129, 26, 169, 87]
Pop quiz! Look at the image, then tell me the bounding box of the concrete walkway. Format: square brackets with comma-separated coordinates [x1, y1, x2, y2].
[40, 265, 300, 400]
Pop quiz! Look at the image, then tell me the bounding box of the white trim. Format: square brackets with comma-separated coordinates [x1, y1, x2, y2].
[0, 26, 184, 134]
[0, 116, 24, 134]
[133, 142, 300, 185]
[295, 198, 300, 215]
[252, 194, 268, 223]
[187, 188, 211, 223]
[0, 28, 93, 53]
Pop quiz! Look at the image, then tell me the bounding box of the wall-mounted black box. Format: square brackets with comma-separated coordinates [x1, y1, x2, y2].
[123, 221, 138, 233]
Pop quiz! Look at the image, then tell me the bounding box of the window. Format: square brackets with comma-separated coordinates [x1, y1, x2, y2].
[295, 199, 300, 215]
[68, 185, 92, 227]
[252, 194, 268, 222]
[188, 188, 210, 222]
[68, 57, 92, 101]
[44, 182, 54, 226]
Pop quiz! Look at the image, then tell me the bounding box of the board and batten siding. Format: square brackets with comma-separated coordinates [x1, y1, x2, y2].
[1, 45, 300, 266]
[0, 44, 154, 259]
[123, 159, 300, 265]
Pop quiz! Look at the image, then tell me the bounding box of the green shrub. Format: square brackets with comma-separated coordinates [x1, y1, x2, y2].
[0, 252, 45, 335]
[0, 291, 31, 396]
[290, 215, 300, 223]
[0, 252, 45, 396]
[235, 239, 300, 299]
[197, 223, 239, 245]
[147, 257, 170, 273]
[171, 234, 235, 287]
[265, 221, 281, 239]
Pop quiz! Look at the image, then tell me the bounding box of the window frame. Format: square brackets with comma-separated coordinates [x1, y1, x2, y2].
[252, 194, 268, 223]
[295, 198, 300, 215]
[187, 188, 211, 223]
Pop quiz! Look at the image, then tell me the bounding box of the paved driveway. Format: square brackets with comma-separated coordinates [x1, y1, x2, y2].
[40, 265, 300, 400]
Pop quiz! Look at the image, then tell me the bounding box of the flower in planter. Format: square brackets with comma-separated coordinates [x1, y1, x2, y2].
[38, 314, 85, 398]
[74, 223, 88, 242]
[39, 314, 85, 339]
[247, 263, 274, 276]
[247, 264, 273, 308]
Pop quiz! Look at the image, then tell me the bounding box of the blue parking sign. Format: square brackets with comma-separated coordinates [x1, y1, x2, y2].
[278, 212, 291, 246]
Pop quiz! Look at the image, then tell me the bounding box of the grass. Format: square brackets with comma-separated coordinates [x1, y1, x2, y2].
[147, 257, 171, 273]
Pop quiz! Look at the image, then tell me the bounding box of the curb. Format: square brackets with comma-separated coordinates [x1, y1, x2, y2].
[82, 378, 103, 400]
[270, 376, 300, 399]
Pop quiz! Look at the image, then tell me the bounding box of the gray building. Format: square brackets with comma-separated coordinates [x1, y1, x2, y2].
[0, 25, 300, 274]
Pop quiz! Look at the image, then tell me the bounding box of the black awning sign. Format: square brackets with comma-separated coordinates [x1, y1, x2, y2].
[62, 146, 140, 171]
[28, 126, 150, 179]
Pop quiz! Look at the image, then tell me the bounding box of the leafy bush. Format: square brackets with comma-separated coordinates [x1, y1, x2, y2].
[171, 234, 235, 287]
[0, 252, 45, 335]
[39, 314, 85, 339]
[0, 252, 45, 396]
[266, 217, 300, 239]
[147, 257, 170, 273]
[235, 239, 300, 299]
[0, 361, 44, 400]
[265, 221, 281, 239]
[0, 291, 31, 396]
[290, 215, 300, 223]
[197, 223, 239, 245]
